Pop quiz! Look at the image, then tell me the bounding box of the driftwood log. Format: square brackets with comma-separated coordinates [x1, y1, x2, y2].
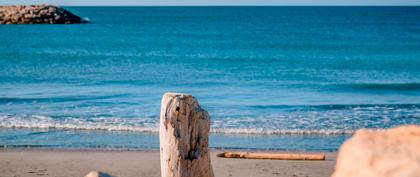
[159, 93, 214, 177]
[217, 152, 325, 161]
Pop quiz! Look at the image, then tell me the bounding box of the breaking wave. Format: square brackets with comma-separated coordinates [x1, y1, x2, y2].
[1, 108, 419, 136]
[0, 114, 356, 135]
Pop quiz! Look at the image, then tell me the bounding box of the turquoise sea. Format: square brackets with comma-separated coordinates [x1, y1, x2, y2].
[0, 7, 419, 151]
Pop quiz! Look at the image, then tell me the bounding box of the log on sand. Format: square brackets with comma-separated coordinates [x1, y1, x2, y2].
[217, 152, 325, 161]
[160, 93, 214, 177]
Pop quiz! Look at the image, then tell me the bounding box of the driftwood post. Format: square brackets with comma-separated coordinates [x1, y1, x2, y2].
[160, 93, 214, 177]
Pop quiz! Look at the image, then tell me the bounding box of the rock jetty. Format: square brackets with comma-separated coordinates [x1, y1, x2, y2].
[0, 4, 87, 24]
[332, 125, 420, 177]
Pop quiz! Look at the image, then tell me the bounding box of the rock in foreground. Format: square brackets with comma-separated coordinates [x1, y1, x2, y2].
[0, 4, 87, 24]
[84, 171, 113, 177]
[332, 125, 420, 177]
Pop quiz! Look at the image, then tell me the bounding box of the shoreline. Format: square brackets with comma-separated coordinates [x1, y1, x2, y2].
[0, 127, 348, 151]
[0, 149, 337, 177]
[0, 146, 340, 152]
[0, 147, 339, 153]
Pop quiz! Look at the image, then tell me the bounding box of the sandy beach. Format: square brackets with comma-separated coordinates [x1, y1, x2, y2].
[0, 149, 336, 177]
[1, 2, 418, 177]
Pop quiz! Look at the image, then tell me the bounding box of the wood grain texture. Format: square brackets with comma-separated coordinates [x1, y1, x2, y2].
[159, 92, 214, 177]
[217, 152, 326, 160]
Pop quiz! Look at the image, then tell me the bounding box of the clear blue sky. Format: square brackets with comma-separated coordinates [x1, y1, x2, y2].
[1, 0, 419, 6]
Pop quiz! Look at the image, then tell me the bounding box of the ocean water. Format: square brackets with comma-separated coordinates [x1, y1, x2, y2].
[0, 7, 419, 151]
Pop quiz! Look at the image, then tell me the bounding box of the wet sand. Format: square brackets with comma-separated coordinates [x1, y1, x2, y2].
[0, 149, 336, 177]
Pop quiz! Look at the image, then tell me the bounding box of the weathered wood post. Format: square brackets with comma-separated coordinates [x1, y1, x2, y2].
[160, 93, 214, 177]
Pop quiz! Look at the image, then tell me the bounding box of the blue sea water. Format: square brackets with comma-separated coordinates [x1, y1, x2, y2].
[0, 7, 419, 151]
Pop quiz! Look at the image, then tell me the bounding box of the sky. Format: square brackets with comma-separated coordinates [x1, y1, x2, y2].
[1, 0, 420, 6]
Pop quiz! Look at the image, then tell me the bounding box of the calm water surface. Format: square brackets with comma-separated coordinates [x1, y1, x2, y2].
[0, 7, 419, 150]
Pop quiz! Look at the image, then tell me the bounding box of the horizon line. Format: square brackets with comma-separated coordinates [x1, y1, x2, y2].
[1, 4, 420, 7]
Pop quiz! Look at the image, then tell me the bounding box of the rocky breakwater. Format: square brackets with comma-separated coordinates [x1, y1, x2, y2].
[0, 4, 87, 24]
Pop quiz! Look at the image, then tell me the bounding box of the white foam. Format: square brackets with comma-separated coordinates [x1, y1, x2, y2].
[0, 114, 159, 133]
[0, 114, 355, 135]
[211, 128, 354, 135]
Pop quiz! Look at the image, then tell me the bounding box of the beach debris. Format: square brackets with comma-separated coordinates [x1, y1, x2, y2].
[84, 171, 113, 177]
[0, 4, 88, 24]
[332, 125, 420, 177]
[160, 93, 214, 177]
[216, 152, 326, 160]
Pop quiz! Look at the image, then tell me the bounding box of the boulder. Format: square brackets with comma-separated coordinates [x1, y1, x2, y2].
[332, 125, 420, 177]
[0, 4, 87, 24]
